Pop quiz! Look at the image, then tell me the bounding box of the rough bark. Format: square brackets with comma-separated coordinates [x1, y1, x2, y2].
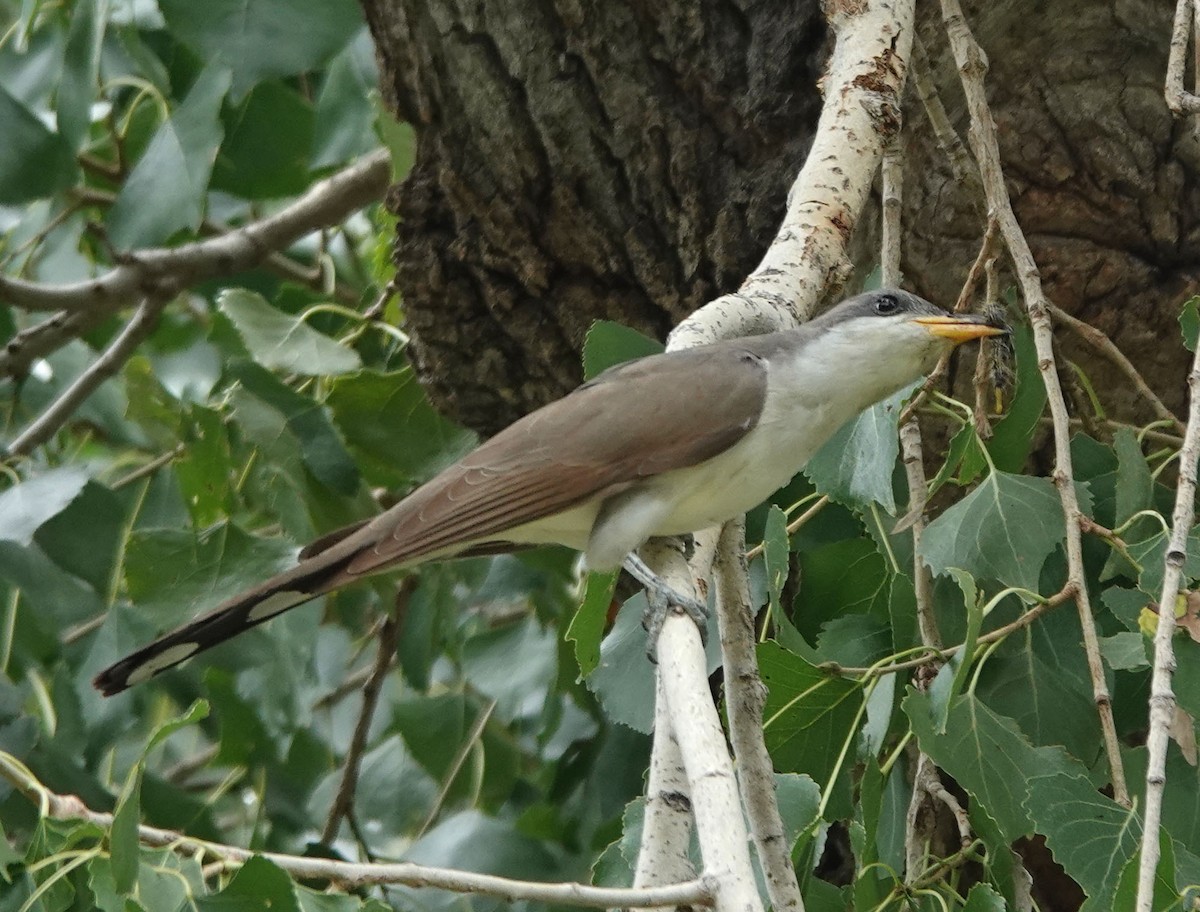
[361, 0, 1198, 432]
[360, 0, 826, 432]
[903, 0, 1199, 420]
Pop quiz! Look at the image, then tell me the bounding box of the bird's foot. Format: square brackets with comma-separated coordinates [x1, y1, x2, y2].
[622, 552, 708, 661]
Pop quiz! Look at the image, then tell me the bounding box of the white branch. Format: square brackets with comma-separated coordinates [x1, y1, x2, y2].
[634, 4, 917, 907]
[1166, 0, 1200, 115]
[1136, 341, 1200, 909]
[633, 680, 698, 910]
[939, 0, 1129, 807]
[656, 612, 763, 912]
[669, 0, 917, 349]
[713, 519, 805, 912]
[0, 751, 710, 909]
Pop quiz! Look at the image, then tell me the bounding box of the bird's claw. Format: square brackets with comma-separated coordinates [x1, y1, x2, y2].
[640, 583, 709, 662]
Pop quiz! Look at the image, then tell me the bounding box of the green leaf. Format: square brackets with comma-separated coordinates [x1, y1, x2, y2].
[1125, 525, 1200, 597]
[961, 883, 1006, 912]
[109, 767, 141, 892]
[326, 368, 477, 487]
[35, 479, 127, 594]
[776, 772, 822, 852]
[921, 471, 1064, 590]
[462, 617, 558, 722]
[0, 84, 78, 203]
[1100, 631, 1149, 671]
[107, 63, 231, 248]
[586, 594, 655, 733]
[229, 360, 360, 495]
[1182, 296, 1200, 353]
[568, 570, 617, 677]
[582, 320, 663, 380]
[218, 289, 361, 376]
[195, 855, 300, 912]
[211, 80, 315, 198]
[929, 423, 987, 495]
[904, 689, 1079, 840]
[987, 320, 1047, 472]
[0, 468, 89, 545]
[1113, 427, 1154, 526]
[763, 504, 790, 622]
[815, 613, 892, 667]
[312, 30, 379, 169]
[57, 0, 104, 149]
[1124, 742, 1200, 860]
[795, 538, 888, 643]
[124, 521, 299, 629]
[1113, 827, 1181, 912]
[309, 734, 439, 837]
[805, 383, 914, 513]
[160, 0, 365, 98]
[0, 820, 21, 877]
[759, 642, 863, 815]
[174, 405, 235, 527]
[1025, 771, 1141, 912]
[587, 593, 719, 733]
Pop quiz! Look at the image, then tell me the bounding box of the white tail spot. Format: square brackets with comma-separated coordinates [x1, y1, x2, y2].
[247, 590, 306, 623]
[126, 642, 200, 686]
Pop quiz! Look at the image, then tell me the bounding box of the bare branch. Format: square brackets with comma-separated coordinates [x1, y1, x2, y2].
[713, 519, 804, 912]
[1166, 0, 1200, 115]
[1, 308, 112, 380]
[633, 682, 697, 909]
[1135, 340, 1200, 909]
[321, 585, 408, 844]
[831, 585, 1075, 678]
[1049, 302, 1185, 436]
[6, 294, 172, 457]
[669, 0, 916, 348]
[940, 0, 1128, 805]
[0, 149, 389, 314]
[0, 748, 710, 908]
[910, 37, 981, 200]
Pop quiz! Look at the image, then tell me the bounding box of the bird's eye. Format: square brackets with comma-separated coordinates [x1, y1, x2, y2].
[873, 294, 900, 316]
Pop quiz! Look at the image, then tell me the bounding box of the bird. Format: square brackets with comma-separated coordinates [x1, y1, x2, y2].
[93, 288, 1005, 695]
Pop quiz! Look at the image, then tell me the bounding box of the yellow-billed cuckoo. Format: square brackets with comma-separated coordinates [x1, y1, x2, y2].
[93, 289, 1004, 695]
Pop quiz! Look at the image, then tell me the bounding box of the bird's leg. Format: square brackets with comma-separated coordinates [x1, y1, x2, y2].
[622, 551, 708, 659]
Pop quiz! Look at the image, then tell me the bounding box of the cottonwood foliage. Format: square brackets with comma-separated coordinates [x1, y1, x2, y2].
[0, 2, 1198, 910]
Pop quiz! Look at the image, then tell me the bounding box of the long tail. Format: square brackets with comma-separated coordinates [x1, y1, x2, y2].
[92, 535, 362, 696]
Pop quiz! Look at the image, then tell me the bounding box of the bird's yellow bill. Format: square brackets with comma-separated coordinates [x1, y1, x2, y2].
[913, 315, 1008, 343]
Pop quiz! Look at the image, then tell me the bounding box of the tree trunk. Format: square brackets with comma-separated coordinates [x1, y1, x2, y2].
[361, 0, 1197, 432]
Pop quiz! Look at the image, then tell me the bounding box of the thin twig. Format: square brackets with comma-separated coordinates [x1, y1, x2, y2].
[971, 256, 999, 437]
[321, 585, 408, 844]
[911, 37, 982, 200]
[6, 294, 172, 457]
[743, 495, 829, 562]
[713, 519, 804, 912]
[830, 585, 1075, 678]
[1049, 302, 1185, 436]
[111, 444, 187, 490]
[1135, 338, 1200, 909]
[1166, 0, 1200, 115]
[897, 222, 1000, 426]
[941, 0, 1129, 805]
[313, 663, 384, 711]
[0, 308, 112, 380]
[0, 748, 710, 908]
[0, 149, 389, 314]
[414, 698, 497, 839]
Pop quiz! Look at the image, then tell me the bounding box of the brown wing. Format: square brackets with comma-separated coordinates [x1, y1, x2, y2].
[339, 343, 770, 576]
